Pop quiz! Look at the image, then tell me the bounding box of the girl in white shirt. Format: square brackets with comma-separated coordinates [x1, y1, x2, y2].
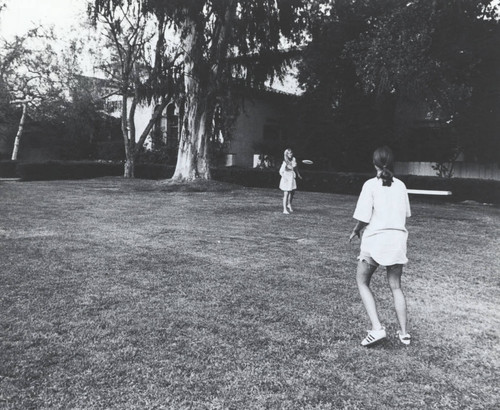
[279, 148, 302, 214]
[349, 146, 412, 347]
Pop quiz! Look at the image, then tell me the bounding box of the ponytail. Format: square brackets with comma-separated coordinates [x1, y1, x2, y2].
[373, 146, 395, 187]
[379, 165, 394, 187]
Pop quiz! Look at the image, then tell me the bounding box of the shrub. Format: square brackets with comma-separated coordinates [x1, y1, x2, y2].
[213, 168, 500, 204]
[0, 160, 19, 178]
[212, 168, 371, 195]
[135, 164, 175, 180]
[17, 161, 124, 181]
[11, 161, 500, 204]
[16, 161, 176, 181]
[135, 147, 177, 165]
[94, 141, 125, 161]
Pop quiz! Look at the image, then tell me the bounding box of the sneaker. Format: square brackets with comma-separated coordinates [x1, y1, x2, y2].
[361, 327, 386, 347]
[397, 330, 411, 345]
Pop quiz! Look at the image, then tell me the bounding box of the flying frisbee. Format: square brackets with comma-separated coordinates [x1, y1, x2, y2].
[302, 159, 314, 165]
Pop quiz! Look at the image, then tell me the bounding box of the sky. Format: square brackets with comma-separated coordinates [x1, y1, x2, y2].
[0, 0, 88, 40]
[0, 0, 302, 94]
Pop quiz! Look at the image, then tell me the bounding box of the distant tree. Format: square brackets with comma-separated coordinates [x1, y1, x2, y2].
[0, 27, 65, 159]
[89, 1, 182, 177]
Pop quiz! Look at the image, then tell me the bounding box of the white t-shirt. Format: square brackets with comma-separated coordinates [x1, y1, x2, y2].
[353, 176, 411, 266]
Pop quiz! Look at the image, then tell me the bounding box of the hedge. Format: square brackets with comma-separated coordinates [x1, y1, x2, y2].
[213, 168, 500, 204]
[13, 161, 177, 181]
[212, 168, 371, 195]
[16, 161, 124, 180]
[3, 161, 499, 204]
[0, 160, 18, 178]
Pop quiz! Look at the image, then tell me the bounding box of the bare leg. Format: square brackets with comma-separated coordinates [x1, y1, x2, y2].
[287, 190, 295, 211]
[283, 192, 290, 213]
[356, 260, 382, 330]
[386, 264, 407, 335]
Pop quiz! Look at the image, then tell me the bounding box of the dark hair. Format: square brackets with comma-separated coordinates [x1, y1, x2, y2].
[373, 146, 394, 187]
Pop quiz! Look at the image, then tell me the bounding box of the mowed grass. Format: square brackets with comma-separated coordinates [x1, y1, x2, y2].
[0, 177, 498, 409]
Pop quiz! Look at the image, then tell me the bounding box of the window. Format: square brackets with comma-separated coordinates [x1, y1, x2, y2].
[161, 103, 179, 148]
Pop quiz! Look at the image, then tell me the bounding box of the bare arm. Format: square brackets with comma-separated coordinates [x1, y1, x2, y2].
[349, 220, 368, 242]
[294, 166, 302, 179]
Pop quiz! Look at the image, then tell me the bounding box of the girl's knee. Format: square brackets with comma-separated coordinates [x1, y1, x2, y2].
[356, 261, 376, 286]
[386, 265, 403, 290]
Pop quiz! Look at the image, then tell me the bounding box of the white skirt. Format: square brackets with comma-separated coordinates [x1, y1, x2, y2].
[279, 171, 296, 191]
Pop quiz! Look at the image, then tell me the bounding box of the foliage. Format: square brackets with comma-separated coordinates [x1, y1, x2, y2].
[431, 144, 462, 178]
[135, 145, 177, 165]
[89, 0, 184, 177]
[346, 0, 500, 163]
[297, 0, 500, 168]
[296, 0, 397, 170]
[90, 0, 313, 180]
[0, 22, 117, 160]
[0, 27, 66, 118]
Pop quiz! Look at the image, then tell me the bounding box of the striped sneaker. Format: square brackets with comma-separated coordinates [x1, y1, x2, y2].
[361, 327, 387, 347]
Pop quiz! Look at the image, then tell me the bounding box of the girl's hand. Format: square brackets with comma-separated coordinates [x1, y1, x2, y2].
[349, 231, 360, 242]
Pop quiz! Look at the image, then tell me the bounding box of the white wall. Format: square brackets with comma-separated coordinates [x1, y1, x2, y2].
[395, 161, 500, 180]
[132, 103, 154, 146]
[227, 97, 286, 167]
[111, 94, 291, 165]
[107, 97, 156, 147]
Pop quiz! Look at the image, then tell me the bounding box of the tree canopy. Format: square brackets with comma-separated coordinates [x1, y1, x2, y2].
[88, 0, 500, 173]
[92, 0, 312, 179]
[297, 0, 500, 168]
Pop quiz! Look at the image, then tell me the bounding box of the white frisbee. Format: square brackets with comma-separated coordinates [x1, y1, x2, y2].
[407, 189, 452, 196]
[302, 160, 314, 165]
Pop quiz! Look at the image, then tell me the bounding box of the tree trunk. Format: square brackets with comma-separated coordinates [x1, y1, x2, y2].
[124, 156, 135, 178]
[173, 84, 210, 180]
[11, 102, 27, 161]
[133, 99, 170, 157]
[120, 92, 136, 178]
[172, 21, 211, 181]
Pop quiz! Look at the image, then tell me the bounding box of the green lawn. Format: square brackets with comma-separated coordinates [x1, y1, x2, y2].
[1, 177, 499, 409]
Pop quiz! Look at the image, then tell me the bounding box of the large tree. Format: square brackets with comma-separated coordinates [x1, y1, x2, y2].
[93, 0, 311, 181]
[90, 0, 182, 177]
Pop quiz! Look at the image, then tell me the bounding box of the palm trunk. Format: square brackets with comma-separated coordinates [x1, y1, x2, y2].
[11, 102, 27, 161]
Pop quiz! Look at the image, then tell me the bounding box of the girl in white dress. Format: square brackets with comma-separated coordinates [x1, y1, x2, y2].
[279, 148, 302, 214]
[349, 146, 412, 346]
